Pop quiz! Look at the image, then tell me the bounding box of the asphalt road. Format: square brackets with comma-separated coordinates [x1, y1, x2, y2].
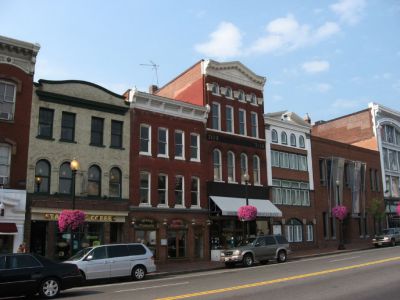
[19, 247, 400, 299]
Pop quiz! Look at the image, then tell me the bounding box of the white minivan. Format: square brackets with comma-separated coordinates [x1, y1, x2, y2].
[65, 243, 156, 281]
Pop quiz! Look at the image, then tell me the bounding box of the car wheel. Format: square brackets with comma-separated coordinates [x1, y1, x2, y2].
[374, 244, 379, 248]
[224, 262, 235, 268]
[391, 239, 396, 247]
[277, 250, 287, 263]
[132, 265, 146, 281]
[39, 278, 60, 299]
[242, 254, 254, 267]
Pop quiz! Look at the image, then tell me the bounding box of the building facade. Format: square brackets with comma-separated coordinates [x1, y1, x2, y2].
[26, 80, 131, 260]
[0, 35, 40, 253]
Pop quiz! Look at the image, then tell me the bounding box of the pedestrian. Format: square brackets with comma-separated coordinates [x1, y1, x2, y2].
[17, 242, 27, 253]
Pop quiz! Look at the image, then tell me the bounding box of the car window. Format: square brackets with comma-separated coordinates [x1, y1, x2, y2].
[0, 256, 6, 269]
[107, 245, 130, 258]
[264, 236, 277, 246]
[91, 247, 107, 260]
[256, 238, 266, 246]
[9, 255, 41, 269]
[275, 235, 288, 244]
[127, 244, 146, 255]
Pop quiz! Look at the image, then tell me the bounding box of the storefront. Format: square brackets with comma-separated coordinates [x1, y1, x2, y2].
[0, 189, 26, 253]
[30, 208, 128, 260]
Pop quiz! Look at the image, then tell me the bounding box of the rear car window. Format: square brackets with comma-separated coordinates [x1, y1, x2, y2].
[107, 245, 130, 258]
[275, 235, 288, 244]
[128, 244, 146, 255]
[9, 255, 41, 269]
[264, 236, 277, 245]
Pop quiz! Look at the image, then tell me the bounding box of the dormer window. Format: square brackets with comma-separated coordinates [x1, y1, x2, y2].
[250, 93, 257, 105]
[225, 87, 233, 98]
[212, 83, 220, 95]
[238, 90, 245, 101]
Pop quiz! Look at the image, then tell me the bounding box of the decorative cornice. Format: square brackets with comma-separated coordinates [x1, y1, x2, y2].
[264, 115, 311, 133]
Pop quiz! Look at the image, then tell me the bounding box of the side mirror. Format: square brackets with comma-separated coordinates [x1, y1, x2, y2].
[255, 242, 260, 247]
[85, 255, 93, 261]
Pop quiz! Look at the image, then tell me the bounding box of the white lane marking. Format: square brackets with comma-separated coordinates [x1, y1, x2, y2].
[114, 281, 189, 293]
[329, 256, 360, 262]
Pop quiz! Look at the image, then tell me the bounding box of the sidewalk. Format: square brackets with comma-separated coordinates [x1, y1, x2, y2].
[153, 242, 374, 277]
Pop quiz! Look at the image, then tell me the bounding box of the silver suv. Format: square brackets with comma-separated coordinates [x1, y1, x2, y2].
[220, 235, 290, 267]
[372, 228, 400, 247]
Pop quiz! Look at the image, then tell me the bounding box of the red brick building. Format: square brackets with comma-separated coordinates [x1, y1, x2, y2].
[0, 35, 40, 252]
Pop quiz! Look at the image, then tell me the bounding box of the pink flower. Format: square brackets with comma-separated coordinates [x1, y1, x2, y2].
[58, 210, 86, 232]
[396, 203, 400, 216]
[332, 205, 348, 221]
[238, 205, 257, 221]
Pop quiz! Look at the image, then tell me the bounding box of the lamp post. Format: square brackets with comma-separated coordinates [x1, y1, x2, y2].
[242, 173, 250, 241]
[335, 179, 340, 205]
[35, 176, 42, 193]
[69, 159, 79, 255]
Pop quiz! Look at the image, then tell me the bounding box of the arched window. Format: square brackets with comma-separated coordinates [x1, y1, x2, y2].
[299, 135, 305, 148]
[281, 131, 288, 145]
[250, 93, 257, 104]
[240, 153, 248, 183]
[238, 90, 245, 101]
[225, 87, 232, 98]
[290, 134, 296, 147]
[212, 83, 219, 95]
[285, 218, 303, 242]
[109, 167, 122, 198]
[271, 129, 278, 143]
[253, 155, 260, 185]
[213, 149, 222, 181]
[59, 162, 72, 194]
[227, 151, 235, 183]
[35, 160, 51, 193]
[88, 165, 101, 197]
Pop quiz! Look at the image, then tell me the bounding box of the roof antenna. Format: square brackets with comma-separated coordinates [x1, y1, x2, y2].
[140, 60, 159, 86]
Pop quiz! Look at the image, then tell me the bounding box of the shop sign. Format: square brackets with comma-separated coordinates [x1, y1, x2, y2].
[44, 213, 116, 222]
[168, 219, 187, 229]
[135, 218, 157, 229]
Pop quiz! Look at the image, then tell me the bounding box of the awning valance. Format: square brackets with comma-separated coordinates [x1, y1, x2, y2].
[0, 223, 18, 235]
[210, 196, 282, 217]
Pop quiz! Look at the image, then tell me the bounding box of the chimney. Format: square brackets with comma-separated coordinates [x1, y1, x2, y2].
[304, 113, 311, 124]
[149, 85, 158, 94]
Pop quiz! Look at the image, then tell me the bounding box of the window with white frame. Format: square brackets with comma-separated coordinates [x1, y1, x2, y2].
[174, 130, 185, 159]
[271, 179, 310, 206]
[190, 133, 200, 161]
[299, 135, 305, 148]
[285, 219, 303, 242]
[227, 151, 235, 183]
[140, 124, 151, 155]
[250, 112, 258, 138]
[0, 81, 16, 121]
[226, 106, 234, 133]
[225, 87, 233, 98]
[175, 175, 184, 206]
[271, 129, 278, 143]
[290, 134, 296, 147]
[158, 174, 167, 205]
[213, 149, 222, 181]
[140, 171, 150, 204]
[240, 153, 248, 183]
[281, 131, 287, 144]
[0, 144, 11, 186]
[191, 176, 200, 206]
[158, 128, 168, 157]
[239, 109, 246, 135]
[238, 90, 245, 101]
[212, 83, 219, 95]
[250, 93, 257, 105]
[211, 102, 221, 130]
[306, 224, 314, 241]
[253, 155, 260, 185]
[271, 150, 280, 167]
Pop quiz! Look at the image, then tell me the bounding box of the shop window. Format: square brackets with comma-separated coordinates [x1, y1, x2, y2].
[140, 124, 151, 155]
[281, 131, 287, 145]
[61, 112, 75, 142]
[226, 106, 234, 133]
[111, 120, 123, 148]
[140, 171, 150, 204]
[88, 165, 101, 197]
[38, 108, 54, 139]
[158, 174, 167, 205]
[299, 135, 305, 148]
[90, 117, 104, 146]
[250, 112, 258, 138]
[253, 155, 260, 185]
[174, 175, 184, 206]
[190, 133, 200, 161]
[109, 167, 121, 198]
[290, 133, 296, 147]
[158, 128, 168, 157]
[174, 130, 184, 159]
[213, 149, 222, 181]
[35, 159, 51, 193]
[191, 176, 199, 206]
[0, 80, 16, 121]
[227, 151, 235, 183]
[211, 102, 221, 130]
[240, 153, 248, 183]
[0, 144, 11, 186]
[239, 109, 246, 135]
[59, 162, 72, 194]
[271, 129, 278, 143]
[272, 223, 282, 235]
[135, 230, 157, 258]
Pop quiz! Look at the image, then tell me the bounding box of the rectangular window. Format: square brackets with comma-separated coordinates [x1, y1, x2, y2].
[306, 225, 314, 242]
[370, 168, 376, 191]
[383, 148, 389, 170]
[0, 144, 11, 183]
[111, 120, 123, 148]
[389, 149, 398, 171]
[139, 171, 150, 204]
[191, 177, 199, 206]
[140, 124, 151, 154]
[175, 131, 184, 159]
[158, 128, 168, 157]
[90, 117, 104, 146]
[271, 150, 280, 167]
[190, 133, 199, 161]
[250, 112, 258, 137]
[226, 106, 234, 133]
[175, 175, 184, 206]
[0, 81, 16, 120]
[211, 103, 220, 130]
[289, 153, 297, 170]
[38, 108, 54, 138]
[239, 109, 246, 135]
[282, 153, 289, 168]
[299, 156, 308, 171]
[158, 174, 167, 205]
[61, 112, 75, 142]
[272, 187, 282, 205]
[319, 159, 327, 185]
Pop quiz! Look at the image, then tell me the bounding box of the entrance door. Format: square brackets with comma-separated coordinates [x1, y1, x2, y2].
[194, 229, 203, 258]
[0, 235, 13, 254]
[30, 221, 47, 256]
[167, 230, 186, 258]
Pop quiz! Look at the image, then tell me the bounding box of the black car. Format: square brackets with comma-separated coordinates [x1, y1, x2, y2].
[0, 253, 82, 299]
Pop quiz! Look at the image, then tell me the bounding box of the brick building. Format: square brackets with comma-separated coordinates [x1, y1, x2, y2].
[127, 89, 209, 262]
[0, 35, 40, 253]
[156, 60, 281, 252]
[312, 103, 400, 228]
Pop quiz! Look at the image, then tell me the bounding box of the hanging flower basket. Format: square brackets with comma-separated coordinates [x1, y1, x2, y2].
[58, 210, 86, 232]
[238, 205, 257, 221]
[332, 205, 348, 221]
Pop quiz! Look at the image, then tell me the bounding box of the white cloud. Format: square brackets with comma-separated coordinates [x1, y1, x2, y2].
[302, 60, 330, 73]
[331, 98, 366, 109]
[330, 0, 366, 25]
[316, 83, 332, 92]
[194, 22, 242, 59]
[248, 15, 340, 54]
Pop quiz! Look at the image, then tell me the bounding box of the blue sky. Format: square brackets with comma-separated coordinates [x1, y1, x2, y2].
[1, 0, 399, 121]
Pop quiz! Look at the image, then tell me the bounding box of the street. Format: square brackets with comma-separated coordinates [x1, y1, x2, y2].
[26, 246, 400, 300]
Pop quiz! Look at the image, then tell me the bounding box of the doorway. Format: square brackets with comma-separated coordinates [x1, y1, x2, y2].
[167, 230, 186, 258]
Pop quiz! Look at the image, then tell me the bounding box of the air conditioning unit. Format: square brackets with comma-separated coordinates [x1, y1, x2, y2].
[0, 112, 12, 120]
[0, 176, 8, 186]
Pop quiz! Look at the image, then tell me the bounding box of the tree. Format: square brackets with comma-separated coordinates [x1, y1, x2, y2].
[367, 198, 385, 234]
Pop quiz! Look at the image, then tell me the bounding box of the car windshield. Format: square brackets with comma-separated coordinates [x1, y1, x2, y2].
[68, 247, 93, 261]
[382, 229, 394, 235]
[237, 238, 256, 247]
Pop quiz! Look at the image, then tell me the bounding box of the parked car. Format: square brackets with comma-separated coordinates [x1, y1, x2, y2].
[65, 243, 156, 281]
[0, 253, 82, 299]
[372, 228, 400, 247]
[220, 235, 291, 267]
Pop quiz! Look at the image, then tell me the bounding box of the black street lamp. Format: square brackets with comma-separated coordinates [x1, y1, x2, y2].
[242, 173, 250, 241]
[35, 176, 42, 193]
[69, 159, 79, 256]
